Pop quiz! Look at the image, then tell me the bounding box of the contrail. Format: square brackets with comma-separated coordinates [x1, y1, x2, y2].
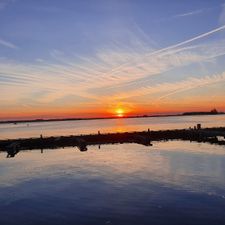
[151, 24, 225, 55]
[107, 24, 225, 75]
[0, 38, 18, 49]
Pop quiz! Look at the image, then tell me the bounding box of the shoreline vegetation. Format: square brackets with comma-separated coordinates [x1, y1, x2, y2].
[0, 109, 224, 124]
[1, 126, 225, 158]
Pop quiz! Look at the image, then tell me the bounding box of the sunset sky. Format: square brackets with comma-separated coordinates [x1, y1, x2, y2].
[1, 0, 225, 120]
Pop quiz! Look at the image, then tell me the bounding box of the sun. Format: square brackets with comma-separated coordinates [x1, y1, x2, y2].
[115, 108, 125, 117]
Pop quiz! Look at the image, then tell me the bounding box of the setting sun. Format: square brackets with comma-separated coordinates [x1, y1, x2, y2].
[115, 108, 125, 117]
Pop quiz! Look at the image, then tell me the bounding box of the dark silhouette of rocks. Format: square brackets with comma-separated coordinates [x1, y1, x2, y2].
[0, 126, 225, 158]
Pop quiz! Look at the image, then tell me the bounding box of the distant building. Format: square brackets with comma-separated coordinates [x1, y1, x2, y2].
[210, 108, 218, 114]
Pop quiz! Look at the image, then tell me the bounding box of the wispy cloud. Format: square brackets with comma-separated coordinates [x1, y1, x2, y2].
[174, 9, 203, 18]
[1, 24, 225, 111]
[0, 38, 18, 49]
[157, 73, 225, 101]
[157, 4, 221, 23]
[108, 72, 225, 102]
[173, 4, 223, 19]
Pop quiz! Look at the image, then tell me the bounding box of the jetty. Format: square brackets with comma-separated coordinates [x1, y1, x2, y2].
[0, 126, 225, 157]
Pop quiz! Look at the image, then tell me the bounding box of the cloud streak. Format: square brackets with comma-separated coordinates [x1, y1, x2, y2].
[172, 4, 223, 19]
[0, 38, 18, 49]
[108, 72, 225, 102]
[174, 9, 203, 18]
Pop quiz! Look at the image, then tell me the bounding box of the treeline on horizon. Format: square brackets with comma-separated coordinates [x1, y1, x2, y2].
[182, 108, 223, 116]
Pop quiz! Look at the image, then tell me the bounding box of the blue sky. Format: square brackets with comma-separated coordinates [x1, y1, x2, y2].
[1, 0, 225, 119]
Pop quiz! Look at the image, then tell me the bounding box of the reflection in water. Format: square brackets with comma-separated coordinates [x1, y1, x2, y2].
[0, 141, 225, 225]
[5, 142, 20, 158]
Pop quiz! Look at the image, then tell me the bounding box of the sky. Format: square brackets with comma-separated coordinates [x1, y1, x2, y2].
[1, 0, 225, 120]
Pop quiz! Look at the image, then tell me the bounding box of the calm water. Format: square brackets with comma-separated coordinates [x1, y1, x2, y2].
[0, 114, 225, 139]
[0, 141, 225, 225]
[1, 116, 225, 224]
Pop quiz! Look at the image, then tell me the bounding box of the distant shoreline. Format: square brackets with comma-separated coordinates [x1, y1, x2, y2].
[0, 111, 224, 124]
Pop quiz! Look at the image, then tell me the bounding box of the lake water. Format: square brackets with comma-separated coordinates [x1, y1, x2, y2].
[0, 116, 225, 224]
[0, 114, 225, 139]
[0, 141, 225, 225]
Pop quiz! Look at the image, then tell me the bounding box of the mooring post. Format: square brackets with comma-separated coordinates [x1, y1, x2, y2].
[147, 128, 151, 144]
[40, 134, 43, 152]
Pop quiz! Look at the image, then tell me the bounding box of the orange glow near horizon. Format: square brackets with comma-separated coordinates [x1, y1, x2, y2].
[0, 101, 225, 121]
